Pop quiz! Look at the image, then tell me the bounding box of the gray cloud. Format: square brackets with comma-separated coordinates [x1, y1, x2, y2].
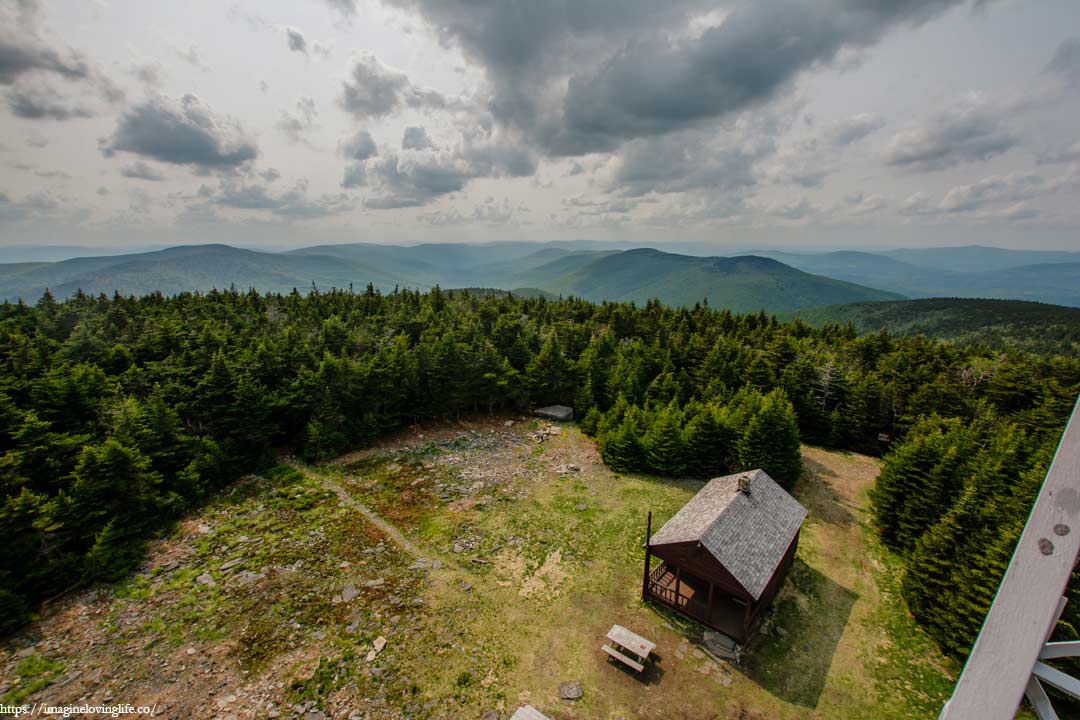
[390, 0, 974, 160]
[402, 125, 434, 150]
[939, 172, 1048, 213]
[284, 27, 307, 55]
[420, 198, 523, 226]
[844, 191, 888, 216]
[1038, 141, 1080, 165]
[612, 132, 760, 197]
[173, 44, 209, 71]
[765, 111, 883, 188]
[384, 0, 708, 152]
[760, 196, 816, 220]
[324, 0, 356, 17]
[0, 32, 89, 85]
[341, 130, 378, 160]
[6, 84, 93, 120]
[278, 96, 317, 144]
[342, 163, 367, 189]
[101, 94, 258, 171]
[120, 160, 164, 182]
[131, 62, 163, 89]
[458, 134, 537, 178]
[339, 52, 447, 119]
[202, 179, 354, 219]
[364, 153, 470, 208]
[824, 113, 886, 146]
[900, 171, 1070, 217]
[259, 167, 281, 183]
[1047, 37, 1080, 85]
[884, 97, 1017, 172]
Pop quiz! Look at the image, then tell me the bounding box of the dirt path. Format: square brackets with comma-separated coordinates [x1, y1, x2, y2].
[284, 458, 427, 560]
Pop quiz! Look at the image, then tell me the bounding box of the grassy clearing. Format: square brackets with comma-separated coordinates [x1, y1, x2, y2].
[1, 418, 960, 719]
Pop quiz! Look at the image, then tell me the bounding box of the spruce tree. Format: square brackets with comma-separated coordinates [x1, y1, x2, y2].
[524, 335, 572, 406]
[682, 405, 736, 478]
[736, 389, 802, 488]
[643, 402, 685, 476]
[600, 407, 646, 473]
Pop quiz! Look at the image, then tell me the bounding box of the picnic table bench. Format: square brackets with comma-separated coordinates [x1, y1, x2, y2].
[602, 623, 656, 673]
[509, 705, 551, 720]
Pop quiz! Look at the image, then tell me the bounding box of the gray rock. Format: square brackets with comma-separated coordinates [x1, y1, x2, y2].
[481, 712, 500, 720]
[558, 681, 583, 700]
[364, 578, 384, 588]
[220, 558, 245, 571]
[233, 570, 264, 586]
[342, 583, 358, 602]
[195, 572, 216, 588]
[534, 405, 574, 421]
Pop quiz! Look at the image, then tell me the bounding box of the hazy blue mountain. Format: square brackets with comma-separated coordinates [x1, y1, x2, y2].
[0, 245, 410, 301]
[512, 248, 903, 311]
[881, 245, 1080, 272]
[288, 242, 605, 288]
[752, 249, 1080, 306]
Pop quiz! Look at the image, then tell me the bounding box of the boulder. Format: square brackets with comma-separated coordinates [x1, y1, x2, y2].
[558, 680, 583, 700]
[534, 405, 574, 421]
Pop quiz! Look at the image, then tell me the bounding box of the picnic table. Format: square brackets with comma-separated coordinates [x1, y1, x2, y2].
[602, 623, 656, 672]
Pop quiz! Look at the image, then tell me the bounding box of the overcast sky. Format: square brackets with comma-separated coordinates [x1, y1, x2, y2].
[1, 0, 1078, 251]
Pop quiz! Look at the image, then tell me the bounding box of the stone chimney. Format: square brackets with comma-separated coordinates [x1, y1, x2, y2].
[738, 474, 751, 495]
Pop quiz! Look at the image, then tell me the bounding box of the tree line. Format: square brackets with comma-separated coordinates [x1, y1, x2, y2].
[0, 285, 1077, 647]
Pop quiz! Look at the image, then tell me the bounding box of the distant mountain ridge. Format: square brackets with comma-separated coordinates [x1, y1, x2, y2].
[0, 242, 900, 313]
[509, 248, 901, 311]
[755, 248, 1080, 307]
[4, 240, 1080, 311]
[786, 298, 1080, 356]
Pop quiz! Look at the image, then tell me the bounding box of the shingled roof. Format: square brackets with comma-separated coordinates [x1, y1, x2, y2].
[648, 469, 807, 600]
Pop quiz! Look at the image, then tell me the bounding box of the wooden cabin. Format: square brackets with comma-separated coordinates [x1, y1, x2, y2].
[642, 469, 807, 644]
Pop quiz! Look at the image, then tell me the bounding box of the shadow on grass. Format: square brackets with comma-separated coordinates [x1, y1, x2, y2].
[799, 456, 856, 527]
[740, 559, 858, 708]
[603, 650, 666, 686]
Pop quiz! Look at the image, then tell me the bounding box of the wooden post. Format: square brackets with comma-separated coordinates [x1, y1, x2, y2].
[675, 566, 682, 607]
[707, 583, 715, 625]
[744, 598, 753, 638]
[641, 511, 652, 600]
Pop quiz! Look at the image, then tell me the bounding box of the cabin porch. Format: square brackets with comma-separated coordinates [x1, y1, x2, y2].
[644, 561, 752, 643]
